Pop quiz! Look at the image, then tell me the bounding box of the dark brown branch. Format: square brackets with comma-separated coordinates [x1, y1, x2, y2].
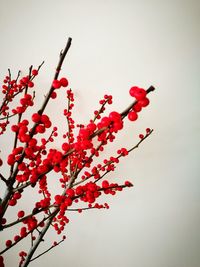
[56, 38, 72, 74]
[0, 213, 54, 255]
[0, 173, 7, 185]
[26, 207, 103, 262]
[93, 98, 110, 122]
[30, 239, 64, 262]
[0, 112, 19, 121]
[74, 128, 153, 187]
[128, 129, 153, 153]
[121, 86, 155, 118]
[2, 205, 55, 229]
[67, 206, 101, 211]
[0, 69, 12, 114]
[21, 210, 59, 267]
[37, 37, 72, 115]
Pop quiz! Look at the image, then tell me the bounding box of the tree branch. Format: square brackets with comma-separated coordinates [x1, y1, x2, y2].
[121, 85, 155, 118]
[21, 209, 59, 267]
[30, 238, 64, 263]
[0, 173, 7, 185]
[2, 205, 55, 229]
[0, 38, 72, 220]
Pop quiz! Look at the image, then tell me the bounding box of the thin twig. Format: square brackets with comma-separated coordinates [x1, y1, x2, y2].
[74, 129, 153, 187]
[2, 204, 55, 229]
[21, 210, 59, 267]
[0, 213, 53, 255]
[30, 239, 64, 262]
[0, 173, 7, 185]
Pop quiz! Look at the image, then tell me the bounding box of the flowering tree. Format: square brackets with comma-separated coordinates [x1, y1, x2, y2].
[0, 37, 155, 267]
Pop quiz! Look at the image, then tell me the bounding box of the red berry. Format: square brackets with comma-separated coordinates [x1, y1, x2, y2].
[32, 113, 41, 123]
[16, 106, 26, 114]
[32, 69, 38, 76]
[138, 97, 149, 107]
[129, 86, 139, 97]
[8, 151, 16, 162]
[51, 91, 57, 99]
[64, 197, 72, 207]
[134, 88, 146, 100]
[18, 210, 25, 218]
[28, 138, 37, 147]
[102, 180, 109, 188]
[125, 181, 133, 187]
[133, 103, 142, 112]
[20, 227, 27, 238]
[1, 218, 6, 224]
[14, 235, 21, 242]
[128, 111, 138, 121]
[40, 114, 50, 124]
[5, 240, 12, 247]
[139, 134, 144, 139]
[24, 94, 32, 100]
[109, 111, 121, 121]
[146, 128, 151, 133]
[20, 98, 27, 106]
[129, 86, 146, 100]
[28, 81, 34, 88]
[52, 80, 61, 89]
[60, 77, 68, 87]
[87, 122, 96, 132]
[13, 192, 21, 200]
[62, 143, 70, 152]
[8, 198, 17, 206]
[66, 188, 75, 198]
[44, 120, 52, 128]
[11, 125, 19, 132]
[36, 125, 45, 134]
[0, 255, 4, 264]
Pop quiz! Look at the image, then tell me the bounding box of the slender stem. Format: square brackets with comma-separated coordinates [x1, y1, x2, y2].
[0, 214, 52, 255]
[128, 129, 153, 153]
[93, 98, 109, 122]
[30, 239, 64, 262]
[29, 204, 100, 266]
[21, 210, 59, 267]
[94, 168, 112, 184]
[74, 129, 153, 187]
[10, 113, 22, 176]
[0, 69, 12, 114]
[0, 173, 7, 184]
[2, 205, 55, 229]
[37, 38, 72, 115]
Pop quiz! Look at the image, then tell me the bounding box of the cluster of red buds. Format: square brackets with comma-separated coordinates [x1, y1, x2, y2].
[0, 38, 155, 267]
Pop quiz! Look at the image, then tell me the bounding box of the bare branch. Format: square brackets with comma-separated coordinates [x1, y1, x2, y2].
[30, 239, 65, 263]
[0, 173, 8, 185]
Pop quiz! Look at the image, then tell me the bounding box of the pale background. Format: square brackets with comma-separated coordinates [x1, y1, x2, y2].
[0, 0, 199, 267]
